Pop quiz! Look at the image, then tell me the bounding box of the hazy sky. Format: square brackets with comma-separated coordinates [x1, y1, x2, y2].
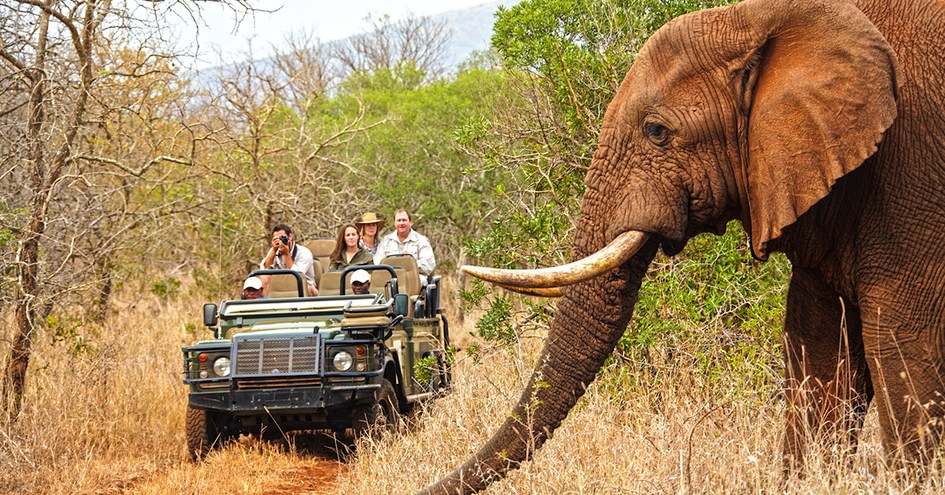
[168, 0, 501, 69]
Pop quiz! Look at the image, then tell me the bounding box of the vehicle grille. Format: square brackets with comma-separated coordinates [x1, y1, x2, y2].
[234, 335, 321, 376]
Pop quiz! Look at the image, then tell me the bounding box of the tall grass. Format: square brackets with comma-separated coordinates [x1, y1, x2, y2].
[0, 282, 334, 495]
[0, 265, 942, 494]
[340, 327, 940, 494]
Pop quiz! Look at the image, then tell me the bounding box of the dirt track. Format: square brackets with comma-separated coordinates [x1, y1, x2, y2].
[253, 433, 350, 494]
[260, 460, 346, 495]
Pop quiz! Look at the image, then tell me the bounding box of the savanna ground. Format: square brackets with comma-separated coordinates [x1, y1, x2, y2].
[1, 276, 943, 495]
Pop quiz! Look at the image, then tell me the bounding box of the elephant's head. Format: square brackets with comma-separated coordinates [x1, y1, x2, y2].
[423, 0, 899, 493]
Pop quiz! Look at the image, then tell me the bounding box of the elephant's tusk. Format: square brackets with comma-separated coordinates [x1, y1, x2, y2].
[462, 230, 650, 289]
[497, 284, 563, 298]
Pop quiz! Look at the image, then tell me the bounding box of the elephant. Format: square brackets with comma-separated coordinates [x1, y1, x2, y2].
[421, 0, 945, 493]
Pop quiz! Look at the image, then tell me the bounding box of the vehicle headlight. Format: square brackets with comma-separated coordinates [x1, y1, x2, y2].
[212, 356, 231, 377]
[333, 351, 353, 372]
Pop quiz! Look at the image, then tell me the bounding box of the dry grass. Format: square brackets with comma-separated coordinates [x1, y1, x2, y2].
[0, 282, 943, 494]
[338, 333, 942, 494]
[0, 285, 345, 495]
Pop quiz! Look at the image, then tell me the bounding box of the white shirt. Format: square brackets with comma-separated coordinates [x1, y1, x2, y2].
[374, 229, 436, 278]
[260, 243, 317, 288]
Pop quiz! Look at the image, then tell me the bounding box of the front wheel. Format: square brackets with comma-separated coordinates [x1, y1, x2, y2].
[351, 379, 402, 442]
[185, 405, 232, 461]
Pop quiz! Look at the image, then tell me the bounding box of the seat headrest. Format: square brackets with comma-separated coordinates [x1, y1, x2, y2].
[379, 255, 421, 296]
[268, 273, 305, 298]
[302, 239, 335, 258]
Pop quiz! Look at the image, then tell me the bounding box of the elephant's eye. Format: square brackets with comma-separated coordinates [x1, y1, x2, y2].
[644, 122, 672, 146]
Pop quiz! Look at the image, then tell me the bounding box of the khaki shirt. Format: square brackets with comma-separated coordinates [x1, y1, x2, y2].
[374, 229, 436, 278]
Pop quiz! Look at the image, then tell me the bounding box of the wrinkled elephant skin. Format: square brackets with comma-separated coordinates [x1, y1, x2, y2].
[422, 0, 945, 493]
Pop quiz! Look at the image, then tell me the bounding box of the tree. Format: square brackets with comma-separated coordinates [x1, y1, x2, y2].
[199, 47, 385, 244]
[0, 0, 249, 420]
[0, 0, 109, 419]
[333, 13, 452, 87]
[73, 48, 209, 319]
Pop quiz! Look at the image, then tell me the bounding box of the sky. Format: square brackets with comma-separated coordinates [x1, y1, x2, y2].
[166, 0, 502, 70]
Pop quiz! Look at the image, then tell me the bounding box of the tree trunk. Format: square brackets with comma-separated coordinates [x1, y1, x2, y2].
[94, 268, 112, 322]
[3, 0, 98, 420]
[4, 227, 40, 420]
[456, 248, 466, 325]
[2, 4, 50, 421]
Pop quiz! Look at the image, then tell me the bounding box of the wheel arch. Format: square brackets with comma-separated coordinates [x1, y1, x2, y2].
[382, 354, 409, 413]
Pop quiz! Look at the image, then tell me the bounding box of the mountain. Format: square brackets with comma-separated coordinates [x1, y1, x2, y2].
[191, 1, 520, 85]
[439, 1, 519, 68]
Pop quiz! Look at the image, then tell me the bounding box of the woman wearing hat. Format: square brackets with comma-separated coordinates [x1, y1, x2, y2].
[356, 212, 385, 255]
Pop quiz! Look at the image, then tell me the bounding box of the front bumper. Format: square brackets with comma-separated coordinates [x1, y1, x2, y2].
[188, 382, 381, 414]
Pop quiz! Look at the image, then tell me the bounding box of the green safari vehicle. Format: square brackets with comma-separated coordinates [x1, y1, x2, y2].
[182, 262, 451, 459]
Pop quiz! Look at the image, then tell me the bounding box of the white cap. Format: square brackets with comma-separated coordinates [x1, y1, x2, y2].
[243, 276, 263, 290]
[351, 269, 370, 284]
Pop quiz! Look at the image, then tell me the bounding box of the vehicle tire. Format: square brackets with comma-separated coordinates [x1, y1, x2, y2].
[186, 405, 229, 461]
[351, 379, 401, 442]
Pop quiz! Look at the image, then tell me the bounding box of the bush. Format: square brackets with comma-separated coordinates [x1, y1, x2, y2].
[617, 223, 790, 398]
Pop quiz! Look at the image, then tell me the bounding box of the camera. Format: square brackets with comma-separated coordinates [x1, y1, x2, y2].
[278, 235, 289, 246]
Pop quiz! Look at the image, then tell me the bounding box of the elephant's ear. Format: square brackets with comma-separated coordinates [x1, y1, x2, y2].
[738, 0, 900, 258]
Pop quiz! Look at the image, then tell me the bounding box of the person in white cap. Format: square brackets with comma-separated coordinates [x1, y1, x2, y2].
[242, 276, 264, 300]
[350, 269, 371, 295]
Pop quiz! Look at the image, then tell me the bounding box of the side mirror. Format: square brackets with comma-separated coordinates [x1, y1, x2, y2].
[393, 293, 409, 317]
[203, 303, 218, 327]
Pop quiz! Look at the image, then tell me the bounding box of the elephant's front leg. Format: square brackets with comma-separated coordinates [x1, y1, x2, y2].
[782, 269, 872, 472]
[862, 311, 945, 466]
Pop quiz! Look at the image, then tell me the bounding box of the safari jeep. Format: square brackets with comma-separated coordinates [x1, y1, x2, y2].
[182, 260, 451, 459]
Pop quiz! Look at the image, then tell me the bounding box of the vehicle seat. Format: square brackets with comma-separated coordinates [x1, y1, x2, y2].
[378, 255, 421, 297]
[370, 267, 407, 299]
[302, 239, 335, 276]
[311, 259, 324, 287]
[268, 273, 305, 298]
[319, 271, 341, 296]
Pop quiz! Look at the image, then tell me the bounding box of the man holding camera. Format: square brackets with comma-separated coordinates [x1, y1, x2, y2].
[260, 224, 318, 296]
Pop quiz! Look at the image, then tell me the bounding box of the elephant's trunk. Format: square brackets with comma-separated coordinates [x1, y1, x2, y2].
[419, 238, 660, 495]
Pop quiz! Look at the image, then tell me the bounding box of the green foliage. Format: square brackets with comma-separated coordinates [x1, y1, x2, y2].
[419, 348, 456, 376]
[466, 340, 483, 365]
[465, 201, 573, 268]
[0, 224, 15, 248]
[46, 314, 95, 357]
[618, 223, 790, 397]
[319, 65, 514, 262]
[413, 355, 436, 384]
[150, 277, 182, 300]
[184, 322, 198, 339]
[341, 61, 429, 93]
[459, 278, 491, 314]
[474, 296, 517, 348]
[0, 206, 23, 304]
[493, 0, 731, 131]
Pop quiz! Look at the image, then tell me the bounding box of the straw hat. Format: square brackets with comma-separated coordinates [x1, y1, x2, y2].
[356, 212, 386, 230]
